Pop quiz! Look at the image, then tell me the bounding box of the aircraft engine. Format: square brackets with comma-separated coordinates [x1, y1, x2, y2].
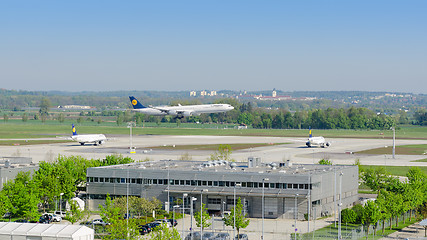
[326, 142, 331, 147]
[181, 111, 194, 117]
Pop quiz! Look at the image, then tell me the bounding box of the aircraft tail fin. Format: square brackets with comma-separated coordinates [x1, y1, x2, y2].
[309, 127, 312, 138]
[129, 96, 147, 109]
[72, 124, 78, 136]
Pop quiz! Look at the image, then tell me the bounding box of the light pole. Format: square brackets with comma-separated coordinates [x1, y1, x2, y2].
[167, 160, 171, 213]
[182, 193, 188, 240]
[262, 178, 269, 240]
[338, 172, 343, 240]
[59, 193, 64, 215]
[127, 122, 135, 154]
[294, 193, 299, 240]
[200, 189, 208, 239]
[173, 205, 179, 228]
[391, 127, 396, 159]
[126, 168, 129, 240]
[190, 197, 197, 240]
[233, 183, 241, 239]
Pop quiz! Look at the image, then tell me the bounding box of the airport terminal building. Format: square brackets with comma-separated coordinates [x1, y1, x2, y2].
[86, 159, 358, 220]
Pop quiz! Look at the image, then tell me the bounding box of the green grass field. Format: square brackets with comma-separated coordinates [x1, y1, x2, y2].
[356, 144, 427, 155]
[1, 121, 427, 140]
[360, 165, 427, 176]
[149, 143, 288, 151]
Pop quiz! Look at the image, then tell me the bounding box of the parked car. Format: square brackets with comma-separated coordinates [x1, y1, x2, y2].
[54, 211, 67, 218]
[167, 219, 178, 227]
[138, 225, 149, 235]
[145, 222, 161, 230]
[214, 233, 230, 240]
[202, 232, 216, 240]
[154, 219, 171, 227]
[234, 234, 248, 240]
[140, 224, 152, 233]
[15, 219, 29, 223]
[39, 214, 52, 224]
[92, 219, 111, 226]
[51, 214, 62, 222]
[185, 232, 201, 240]
[139, 224, 152, 233]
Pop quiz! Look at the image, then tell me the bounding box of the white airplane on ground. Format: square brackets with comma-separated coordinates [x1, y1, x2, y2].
[306, 127, 331, 148]
[129, 96, 234, 118]
[70, 124, 107, 146]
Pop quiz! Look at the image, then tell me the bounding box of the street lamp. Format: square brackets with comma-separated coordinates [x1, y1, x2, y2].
[233, 183, 241, 239]
[262, 178, 269, 240]
[338, 172, 343, 240]
[127, 122, 136, 154]
[200, 189, 208, 239]
[182, 193, 188, 240]
[190, 197, 197, 240]
[390, 127, 396, 159]
[173, 205, 180, 228]
[59, 193, 64, 215]
[294, 193, 299, 240]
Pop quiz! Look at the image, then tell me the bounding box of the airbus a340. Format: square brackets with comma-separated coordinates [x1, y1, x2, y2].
[129, 96, 234, 118]
[70, 124, 107, 146]
[306, 128, 331, 148]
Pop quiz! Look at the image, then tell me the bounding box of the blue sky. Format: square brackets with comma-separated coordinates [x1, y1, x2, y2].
[1, 1, 426, 93]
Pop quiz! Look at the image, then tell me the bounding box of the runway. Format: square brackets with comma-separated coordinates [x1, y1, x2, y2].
[1, 134, 427, 167]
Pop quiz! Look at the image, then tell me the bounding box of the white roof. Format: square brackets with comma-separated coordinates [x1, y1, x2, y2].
[0, 222, 94, 239]
[420, 218, 427, 226]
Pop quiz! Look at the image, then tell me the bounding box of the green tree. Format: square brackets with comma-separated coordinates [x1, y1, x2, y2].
[318, 159, 332, 165]
[361, 200, 382, 238]
[39, 97, 50, 122]
[223, 198, 250, 236]
[362, 167, 393, 194]
[57, 113, 65, 123]
[194, 203, 211, 229]
[341, 208, 357, 224]
[66, 199, 85, 224]
[2, 172, 40, 221]
[0, 192, 12, 219]
[151, 223, 181, 240]
[99, 194, 139, 240]
[210, 144, 233, 162]
[22, 113, 28, 122]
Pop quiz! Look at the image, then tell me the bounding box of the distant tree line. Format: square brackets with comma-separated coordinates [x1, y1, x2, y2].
[3, 93, 427, 129]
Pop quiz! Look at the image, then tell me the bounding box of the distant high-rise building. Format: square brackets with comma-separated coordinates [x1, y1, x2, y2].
[190, 91, 197, 97]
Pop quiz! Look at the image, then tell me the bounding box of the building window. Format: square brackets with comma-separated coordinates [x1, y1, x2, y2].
[208, 181, 213, 186]
[131, 178, 136, 184]
[293, 184, 298, 189]
[208, 198, 221, 204]
[153, 179, 158, 184]
[137, 179, 142, 184]
[219, 181, 225, 187]
[89, 177, 93, 182]
[191, 180, 196, 186]
[214, 181, 219, 186]
[299, 184, 304, 189]
[99, 178, 104, 183]
[287, 183, 292, 189]
[247, 182, 253, 188]
[180, 180, 185, 185]
[197, 180, 202, 186]
[242, 182, 247, 187]
[163, 179, 168, 185]
[186, 180, 190, 185]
